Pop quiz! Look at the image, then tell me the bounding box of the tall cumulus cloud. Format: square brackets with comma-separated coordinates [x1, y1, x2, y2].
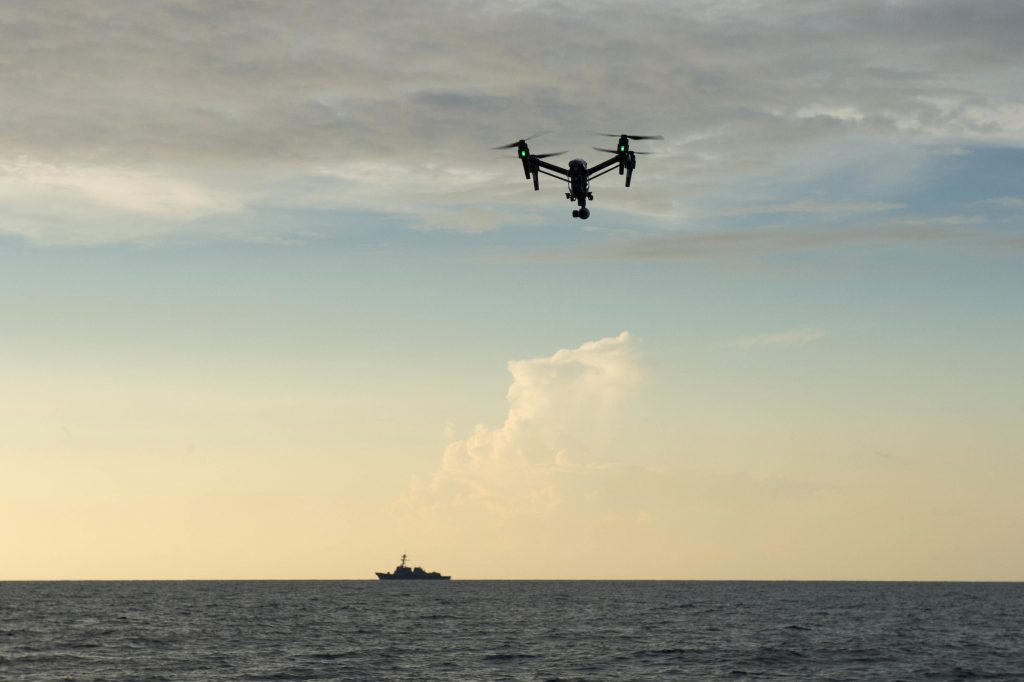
[403, 331, 638, 518]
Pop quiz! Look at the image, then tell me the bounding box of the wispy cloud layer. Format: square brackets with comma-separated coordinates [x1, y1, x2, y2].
[586, 215, 1005, 261]
[716, 200, 904, 218]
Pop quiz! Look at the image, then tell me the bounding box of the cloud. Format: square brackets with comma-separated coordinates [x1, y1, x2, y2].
[0, 157, 243, 244]
[402, 331, 639, 518]
[4, 1, 1024, 243]
[716, 200, 904, 218]
[413, 207, 541, 233]
[729, 328, 826, 348]
[0, 158, 235, 218]
[985, 196, 1024, 209]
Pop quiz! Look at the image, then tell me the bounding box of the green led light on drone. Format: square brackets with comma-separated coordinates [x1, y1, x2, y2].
[618, 144, 626, 152]
[520, 149, 527, 157]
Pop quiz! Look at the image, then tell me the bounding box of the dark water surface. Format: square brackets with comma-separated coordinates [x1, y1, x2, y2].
[2, 581, 1022, 680]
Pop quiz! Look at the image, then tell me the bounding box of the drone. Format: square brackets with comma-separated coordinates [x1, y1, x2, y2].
[495, 132, 663, 219]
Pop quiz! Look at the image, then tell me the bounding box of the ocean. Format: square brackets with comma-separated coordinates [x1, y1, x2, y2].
[2, 581, 1022, 680]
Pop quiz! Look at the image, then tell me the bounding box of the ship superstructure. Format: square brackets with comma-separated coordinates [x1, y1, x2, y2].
[375, 554, 451, 580]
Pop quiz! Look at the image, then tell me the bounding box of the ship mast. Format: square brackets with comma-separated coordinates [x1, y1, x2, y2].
[400, 553, 407, 568]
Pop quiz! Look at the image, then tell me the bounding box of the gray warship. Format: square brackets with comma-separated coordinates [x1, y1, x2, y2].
[375, 554, 451, 580]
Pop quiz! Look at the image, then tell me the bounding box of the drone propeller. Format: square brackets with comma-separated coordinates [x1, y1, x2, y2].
[532, 151, 566, 159]
[594, 147, 654, 155]
[492, 131, 549, 149]
[592, 132, 664, 141]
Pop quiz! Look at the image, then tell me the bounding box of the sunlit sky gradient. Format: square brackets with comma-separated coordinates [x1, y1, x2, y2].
[2, 1, 1023, 580]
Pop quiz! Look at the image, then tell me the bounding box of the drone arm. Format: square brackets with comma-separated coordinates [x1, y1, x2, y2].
[586, 155, 623, 177]
[535, 168, 567, 182]
[531, 157, 570, 176]
[588, 165, 620, 182]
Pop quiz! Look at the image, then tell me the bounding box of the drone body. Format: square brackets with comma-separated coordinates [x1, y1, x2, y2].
[496, 133, 662, 219]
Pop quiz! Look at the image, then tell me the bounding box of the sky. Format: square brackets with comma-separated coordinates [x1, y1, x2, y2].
[1, 0, 1022, 580]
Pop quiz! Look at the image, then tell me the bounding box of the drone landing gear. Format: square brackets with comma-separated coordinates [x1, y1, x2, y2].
[572, 207, 591, 220]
